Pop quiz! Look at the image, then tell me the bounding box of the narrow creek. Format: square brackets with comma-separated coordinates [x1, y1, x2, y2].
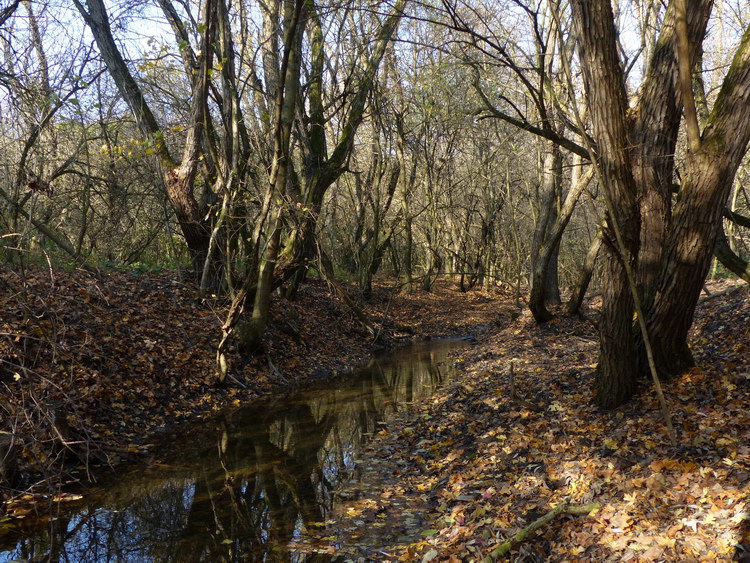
[0, 338, 469, 562]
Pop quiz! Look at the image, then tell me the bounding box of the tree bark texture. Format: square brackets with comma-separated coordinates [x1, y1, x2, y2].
[647, 24, 750, 376]
[628, 0, 712, 312]
[572, 0, 641, 408]
[529, 140, 562, 322]
[567, 226, 604, 315]
[529, 162, 594, 323]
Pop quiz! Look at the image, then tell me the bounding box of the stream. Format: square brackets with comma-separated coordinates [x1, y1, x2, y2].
[0, 338, 469, 562]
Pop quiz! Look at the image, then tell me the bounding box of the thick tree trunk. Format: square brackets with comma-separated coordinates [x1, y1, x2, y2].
[164, 169, 210, 270]
[647, 159, 725, 375]
[648, 24, 750, 378]
[573, 0, 641, 408]
[629, 0, 712, 312]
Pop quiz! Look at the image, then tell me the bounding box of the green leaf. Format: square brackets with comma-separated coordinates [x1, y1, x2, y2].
[420, 528, 438, 536]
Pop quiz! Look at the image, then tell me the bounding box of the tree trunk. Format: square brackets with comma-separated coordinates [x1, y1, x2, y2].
[573, 0, 641, 408]
[245, 0, 306, 351]
[630, 0, 712, 312]
[648, 24, 750, 378]
[529, 141, 562, 320]
[529, 164, 594, 322]
[281, 0, 406, 296]
[629, 0, 712, 312]
[567, 226, 604, 315]
[75, 0, 215, 273]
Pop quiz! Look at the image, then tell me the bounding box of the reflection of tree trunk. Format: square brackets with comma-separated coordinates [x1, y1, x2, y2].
[254, 440, 296, 551]
[42, 514, 70, 562]
[173, 419, 254, 562]
[361, 365, 378, 433]
[372, 359, 398, 410]
[429, 362, 444, 388]
[255, 434, 323, 530]
[175, 475, 224, 562]
[405, 363, 414, 403]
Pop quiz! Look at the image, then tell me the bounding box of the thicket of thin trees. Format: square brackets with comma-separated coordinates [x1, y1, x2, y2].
[2, 0, 750, 407]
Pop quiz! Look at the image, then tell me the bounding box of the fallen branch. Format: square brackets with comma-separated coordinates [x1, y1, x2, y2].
[489, 500, 601, 558]
[699, 282, 746, 303]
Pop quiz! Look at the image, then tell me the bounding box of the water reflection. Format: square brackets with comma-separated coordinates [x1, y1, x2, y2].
[0, 339, 467, 562]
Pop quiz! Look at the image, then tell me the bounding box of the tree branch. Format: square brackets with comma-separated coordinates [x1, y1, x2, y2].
[0, 0, 20, 28]
[675, 0, 702, 152]
[489, 501, 601, 558]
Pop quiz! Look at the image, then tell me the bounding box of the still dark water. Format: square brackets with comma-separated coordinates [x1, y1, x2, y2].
[0, 339, 468, 562]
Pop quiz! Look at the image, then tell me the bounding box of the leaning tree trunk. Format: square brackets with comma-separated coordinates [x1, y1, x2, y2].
[529, 163, 594, 323]
[75, 0, 215, 273]
[647, 23, 750, 379]
[647, 157, 733, 376]
[567, 225, 604, 315]
[714, 228, 750, 283]
[573, 0, 641, 408]
[629, 0, 712, 313]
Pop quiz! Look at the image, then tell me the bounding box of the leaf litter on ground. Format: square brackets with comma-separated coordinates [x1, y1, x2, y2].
[297, 280, 750, 562]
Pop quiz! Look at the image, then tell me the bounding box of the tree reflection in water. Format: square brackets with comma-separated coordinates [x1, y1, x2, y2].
[0, 339, 467, 562]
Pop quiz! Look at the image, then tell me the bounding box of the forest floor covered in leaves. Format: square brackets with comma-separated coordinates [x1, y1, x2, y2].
[0, 265, 507, 503]
[298, 280, 750, 562]
[3, 266, 750, 562]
